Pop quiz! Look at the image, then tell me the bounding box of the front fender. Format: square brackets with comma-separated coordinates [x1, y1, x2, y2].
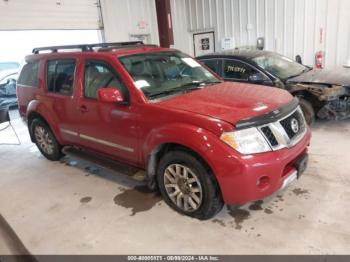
[142, 122, 248, 201]
[143, 122, 222, 170]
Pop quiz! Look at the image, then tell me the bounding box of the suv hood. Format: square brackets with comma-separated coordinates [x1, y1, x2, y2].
[287, 67, 350, 86]
[157, 82, 293, 126]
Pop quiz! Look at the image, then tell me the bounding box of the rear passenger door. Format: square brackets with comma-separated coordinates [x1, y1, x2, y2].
[45, 58, 80, 144]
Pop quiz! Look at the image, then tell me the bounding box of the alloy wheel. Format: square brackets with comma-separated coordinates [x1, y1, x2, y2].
[163, 164, 203, 212]
[34, 126, 54, 155]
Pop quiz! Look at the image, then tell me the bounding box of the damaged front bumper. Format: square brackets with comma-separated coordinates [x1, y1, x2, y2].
[292, 83, 350, 120]
[316, 85, 350, 120]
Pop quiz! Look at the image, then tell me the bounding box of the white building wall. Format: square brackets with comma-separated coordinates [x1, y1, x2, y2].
[171, 0, 350, 68]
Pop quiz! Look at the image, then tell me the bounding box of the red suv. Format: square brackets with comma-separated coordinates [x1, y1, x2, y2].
[17, 42, 311, 219]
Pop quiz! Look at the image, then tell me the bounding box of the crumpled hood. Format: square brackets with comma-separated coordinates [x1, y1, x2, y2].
[287, 67, 350, 86]
[157, 82, 293, 126]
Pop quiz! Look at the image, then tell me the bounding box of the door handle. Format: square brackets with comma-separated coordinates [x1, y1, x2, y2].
[79, 105, 89, 113]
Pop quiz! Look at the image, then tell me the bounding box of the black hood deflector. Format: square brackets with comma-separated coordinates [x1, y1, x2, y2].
[236, 97, 299, 129]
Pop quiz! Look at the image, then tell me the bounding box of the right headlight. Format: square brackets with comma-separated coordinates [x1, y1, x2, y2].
[220, 127, 272, 155]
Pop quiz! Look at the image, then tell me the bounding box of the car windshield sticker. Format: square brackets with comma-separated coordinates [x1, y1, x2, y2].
[226, 65, 246, 74]
[182, 58, 201, 68]
[134, 80, 150, 89]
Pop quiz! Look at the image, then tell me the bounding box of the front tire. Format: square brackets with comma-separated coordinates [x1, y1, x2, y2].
[30, 119, 64, 161]
[299, 98, 315, 126]
[157, 150, 224, 220]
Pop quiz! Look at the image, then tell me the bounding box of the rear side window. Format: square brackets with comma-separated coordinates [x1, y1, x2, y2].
[47, 59, 76, 96]
[17, 61, 39, 87]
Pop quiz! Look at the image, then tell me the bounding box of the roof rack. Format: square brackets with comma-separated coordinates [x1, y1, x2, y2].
[32, 41, 144, 54]
[98, 44, 158, 52]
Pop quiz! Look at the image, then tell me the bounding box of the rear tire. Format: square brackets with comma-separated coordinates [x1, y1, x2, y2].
[299, 98, 315, 126]
[30, 119, 64, 161]
[157, 150, 224, 220]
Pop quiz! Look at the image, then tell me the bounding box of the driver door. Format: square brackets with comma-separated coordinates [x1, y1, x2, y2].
[76, 57, 139, 164]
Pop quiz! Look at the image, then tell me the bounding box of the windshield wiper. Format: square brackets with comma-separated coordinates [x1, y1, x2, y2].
[287, 67, 311, 80]
[148, 80, 222, 99]
[147, 88, 187, 99]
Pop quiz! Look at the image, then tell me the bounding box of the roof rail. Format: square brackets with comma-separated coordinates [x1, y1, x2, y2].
[98, 44, 159, 52]
[32, 41, 144, 54]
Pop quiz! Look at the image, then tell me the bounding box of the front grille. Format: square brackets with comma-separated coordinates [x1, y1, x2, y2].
[258, 107, 307, 151]
[279, 110, 305, 139]
[261, 126, 278, 146]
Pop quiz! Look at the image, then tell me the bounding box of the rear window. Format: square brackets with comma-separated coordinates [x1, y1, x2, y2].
[47, 59, 76, 96]
[17, 61, 39, 87]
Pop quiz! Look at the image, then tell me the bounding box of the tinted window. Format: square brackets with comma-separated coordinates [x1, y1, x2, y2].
[17, 61, 39, 87]
[223, 60, 258, 80]
[47, 59, 76, 95]
[201, 59, 219, 74]
[84, 60, 126, 99]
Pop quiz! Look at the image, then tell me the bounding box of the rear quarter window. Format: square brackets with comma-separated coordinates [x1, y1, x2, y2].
[17, 61, 39, 87]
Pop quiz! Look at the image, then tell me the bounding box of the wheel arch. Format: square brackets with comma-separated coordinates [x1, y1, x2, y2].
[146, 142, 218, 193]
[25, 99, 65, 144]
[27, 111, 50, 142]
[291, 90, 323, 110]
[27, 110, 63, 145]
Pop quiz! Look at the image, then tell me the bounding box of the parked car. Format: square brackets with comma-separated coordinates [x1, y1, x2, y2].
[0, 68, 18, 110]
[17, 42, 311, 219]
[197, 50, 350, 125]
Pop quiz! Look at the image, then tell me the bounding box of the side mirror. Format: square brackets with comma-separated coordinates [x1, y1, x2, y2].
[248, 73, 266, 83]
[257, 37, 265, 50]
[97, 87, 125, 104]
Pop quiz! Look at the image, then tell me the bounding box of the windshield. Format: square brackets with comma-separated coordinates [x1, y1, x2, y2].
[119, 51, 220, 100]
[252, 53, 308, 80]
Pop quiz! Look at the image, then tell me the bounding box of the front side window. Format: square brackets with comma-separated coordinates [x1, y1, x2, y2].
[47, 59, 76, 95]
[84, 60, 126, 99]
[119, 51, 220, 100]
[223, 60, 258, 80]
[252, 53, 309, 80]
[17, 61, 39, 87]
[201, 59, 220, 74]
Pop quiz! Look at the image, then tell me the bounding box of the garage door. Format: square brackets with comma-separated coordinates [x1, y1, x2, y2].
[0, 0, 100, 30]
